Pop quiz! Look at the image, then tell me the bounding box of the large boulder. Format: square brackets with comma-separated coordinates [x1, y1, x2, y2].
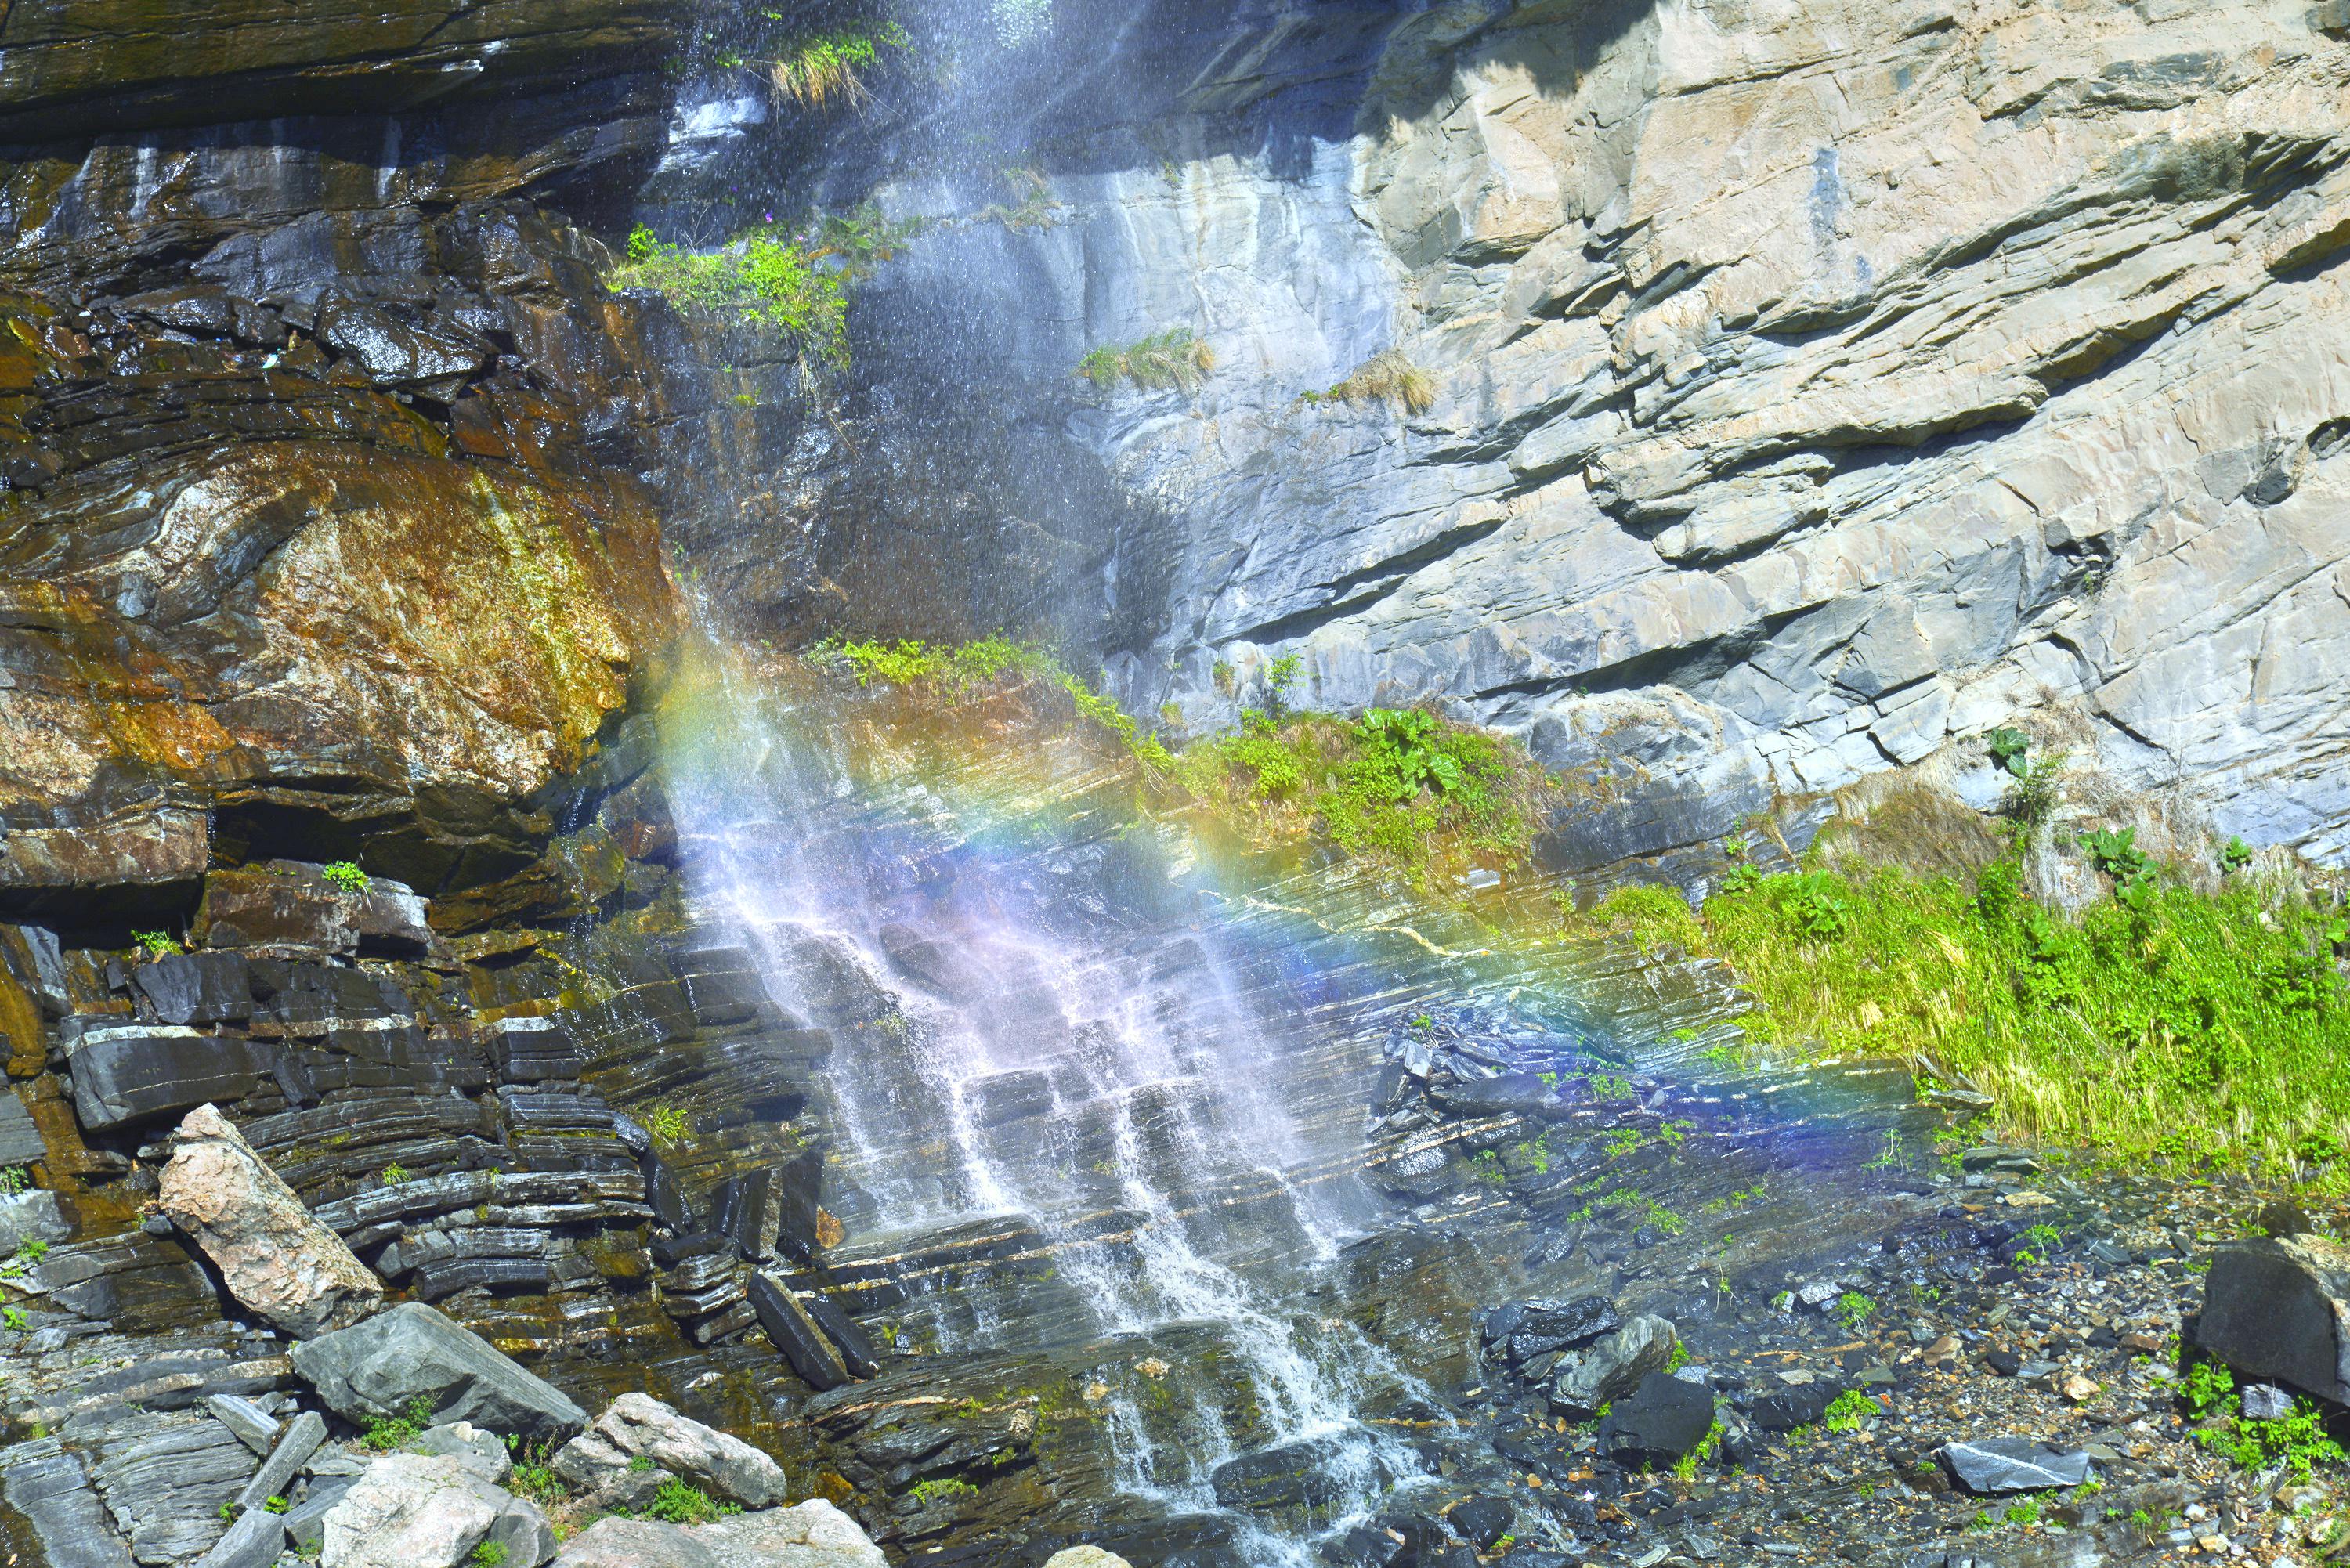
[1549, 1313, 1677, 1418]
[554, 1501, 888, 1567]
[320, 1453, 553, 1568]
[159, 1104, 383, 1335]
[291, 1302, 588, 1443]
[1599, 1372, 1718, 1465]
[1043, 1552, 1135, 1568]
[2195, 1235, 2350, 1404]
[551, 1393, 786, 1508]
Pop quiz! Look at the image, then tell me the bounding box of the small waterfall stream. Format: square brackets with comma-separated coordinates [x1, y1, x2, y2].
[662, 663, 1441, 1562]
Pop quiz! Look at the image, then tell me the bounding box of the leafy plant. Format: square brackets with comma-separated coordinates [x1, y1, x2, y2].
[131, 930, 179, 959]
[469, 1544, 508, 1568]
[379, 1163, 410, 1187]
[907, 1476, 979, 1506]
[1823, 1389, 1878, 1433]
[1076, 328, 1215, 393]
[1, 1306, 28, 1331]
[263, 1496, 291, 1515]
[645, 1478, 741, 1525]
[1986, 727, 2031, 779]
[644, 1104, 690, 1143]
[2222, 836, 2254, 873]
[362, 1396, 434, 1452]
[2180, 1360, 2348, 1476]
[509, 1461, 563, 1505]
[609, 226, 850, 369]
[320, 861, 368, 893]
[2002, 753, 2066, 833]
[1831, 1291, 1876, 1331]
[0, 1167, 25, 1198]
[2003, 1495, 2044, 1527]
[2081, 826, 2153, 882]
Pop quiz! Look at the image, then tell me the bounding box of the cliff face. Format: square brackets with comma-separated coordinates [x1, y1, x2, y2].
[721, 0, 2350, 866]
[0, 1, 697, 924]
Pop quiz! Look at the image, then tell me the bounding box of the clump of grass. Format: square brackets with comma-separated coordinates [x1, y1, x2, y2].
[1076, 328, 1215, 393]
[816, 635, 1055, 693]
[1679, 858, 2349, 1168]
[1301, 349, 1436, 414]
[765, 23, 909, 110]
[809, 201, 927, 281]
[609, 226, 849, 369]
[982, 166, 1058, 230]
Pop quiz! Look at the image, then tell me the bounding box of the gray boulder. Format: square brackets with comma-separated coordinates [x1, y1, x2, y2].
[2195, 1235, 2350, 1404]
[415, 1422, 512, 1483]
[551, 1393, 786, 1508]
[0, 1189, 70, 1257]
[320, 1453, 552, 1568]
[1549, 1313, 1677, 1418]
[554, 1501, 888, 1567]
[291, 1302, 587, 1443]
[1043, 1552, 1135, 1568]
[1936, 1437, 2095, 1496]
[193, 1508, 284, 1568]
[1600, 1371, 1718, 1465]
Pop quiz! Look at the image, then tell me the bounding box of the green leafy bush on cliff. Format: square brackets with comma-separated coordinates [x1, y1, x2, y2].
[1686, 861, 2349, 1169]
[609, 226, 849, 369]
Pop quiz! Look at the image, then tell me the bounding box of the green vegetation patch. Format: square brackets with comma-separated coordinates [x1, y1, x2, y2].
[765, 22, 909, 109]
[1687, 861, 2348, 1168]
[1300, 349, 1436, 414]
[1076, 328, 1215, 393]
[610, 226, 849, 369]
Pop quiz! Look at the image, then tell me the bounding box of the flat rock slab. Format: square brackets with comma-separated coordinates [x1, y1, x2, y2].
[320, 1452, 552, 1568]
[554, 1501, 888, 1568]
[0, 1435, 135, 1568]
[1936, 1437, 2095, 1495]
[1601, 1371, 1718, 1464]
[160, 1104, 382, 1335]
[291, 1301, 587, 1443]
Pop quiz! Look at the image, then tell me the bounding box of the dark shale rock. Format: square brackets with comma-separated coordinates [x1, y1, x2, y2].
[2195, 1234, 2350, 1404]
[89, 1409, 257, 1564]
[0, 1087, 46, 1166]
[290, 1301, 588, 1443]
[67, 1024, 272, 1129]
[131, 952, 253, 1026]
[1431, 1072, 1568, 1119]
[1448, 1497, 1516, 1552]
[747, 1270, 852, 1392]
[193, 1507, 284, 1568]
[1750, 1381, 1845, 1432]
[1209, 1434, 1408, 1514]
[1600, 1372, 1719, 1465]
[1936, 1437, 2096, 1496]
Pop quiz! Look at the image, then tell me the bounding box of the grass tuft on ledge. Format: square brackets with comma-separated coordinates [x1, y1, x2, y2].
[765, 23, 909, 110]
[1076, 329, 1215, 393]
[1300, 349, 1437, 414]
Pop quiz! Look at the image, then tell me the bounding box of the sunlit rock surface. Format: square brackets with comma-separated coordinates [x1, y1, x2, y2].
[696, 0, 2350, 863]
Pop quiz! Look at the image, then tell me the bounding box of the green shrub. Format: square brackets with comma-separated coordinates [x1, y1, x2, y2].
[2182, 1360, 2348, 1476]
[610, 227, 849, 368]
[1076, 329, 1215, 392]
[320, 861, 368, 893]
[131, 930, 179, 959]
[908, 1476, 980, 1506]
[469, 1544, 508, 1568]
[379, 1163, 410, 1187]
[1986, 727, 2031, 778]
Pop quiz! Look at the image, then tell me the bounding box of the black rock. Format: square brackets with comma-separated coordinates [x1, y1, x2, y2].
[1449, 1496, 1516, 1551]
[1211, 1435, 1408, 1513]
[1934, 1437, 2095, 1495]
[645, 1158, 694, 1233]
[1518, 1295, 1622, 1349]
[67, 1024, 271, 1129]
[747, 1270, 851, 1391]
[1600, 1372, 1718, 1465]
[1434, 1072, 1567, 1119]
[2195, 1235, 2350, 1403]
[132, 952, 253, 1025]
[1749, 1382, 1841, 1431]
[1984, 1349, 2023, 1377]
[802, 1294, 881, 1377]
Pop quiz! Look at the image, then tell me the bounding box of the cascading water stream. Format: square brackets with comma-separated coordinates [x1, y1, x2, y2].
[661, 656, 1442, 1562]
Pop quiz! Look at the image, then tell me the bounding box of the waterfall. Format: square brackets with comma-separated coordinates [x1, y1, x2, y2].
[660, 655, 1442, 1563]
